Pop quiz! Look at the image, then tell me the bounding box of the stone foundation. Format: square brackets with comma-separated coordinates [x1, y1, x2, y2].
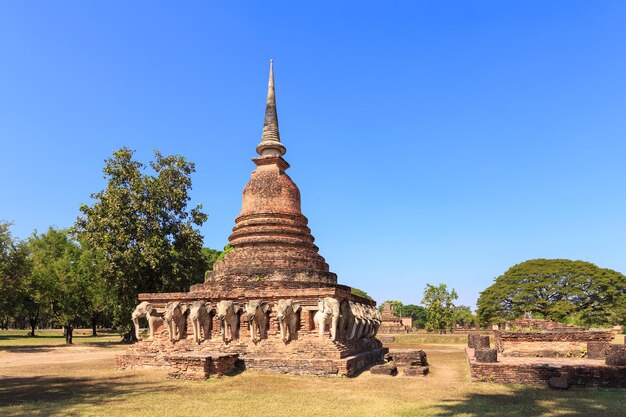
[494, 330, 614, 357]
[117, 323, 387, 377]
[165, 353, 239, 380]
[466, 348, 626, 387]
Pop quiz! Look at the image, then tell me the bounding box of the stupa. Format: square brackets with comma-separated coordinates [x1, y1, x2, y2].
[116, 61, 386, 377]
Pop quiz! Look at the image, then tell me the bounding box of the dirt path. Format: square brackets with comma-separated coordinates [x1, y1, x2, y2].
[0, 345, 122, 369]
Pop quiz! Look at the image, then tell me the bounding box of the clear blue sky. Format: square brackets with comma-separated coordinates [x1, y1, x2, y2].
[1, 2, 625, 308]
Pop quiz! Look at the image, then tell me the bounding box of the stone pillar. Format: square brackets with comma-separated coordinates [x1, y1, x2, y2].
[475, 348, 498, 363]
[468, 334, 490, 349]
[587, 341, 609, 359]
[605, 345, 626, 366]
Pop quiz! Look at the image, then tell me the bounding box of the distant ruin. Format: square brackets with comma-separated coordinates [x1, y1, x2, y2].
[466, 319, 625, 388]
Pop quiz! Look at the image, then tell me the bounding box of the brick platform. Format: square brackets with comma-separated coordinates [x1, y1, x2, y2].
[466, 348, 626, 387]
[495, 330, 614, 357]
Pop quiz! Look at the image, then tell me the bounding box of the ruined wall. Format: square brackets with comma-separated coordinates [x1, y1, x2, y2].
[466, 349, 626, 387]
[495, 331, 614, 357]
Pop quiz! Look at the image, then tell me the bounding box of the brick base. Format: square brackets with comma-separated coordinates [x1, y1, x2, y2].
[466, 348, 626, 387]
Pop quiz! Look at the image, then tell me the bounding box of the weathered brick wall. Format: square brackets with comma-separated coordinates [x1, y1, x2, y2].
[466, 348, 626, 387]
[495, 331, 614, 357]
[507, 319, 584, 331]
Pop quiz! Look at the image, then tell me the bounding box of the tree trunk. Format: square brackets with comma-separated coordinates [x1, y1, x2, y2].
[91, 314, 98, 337]
[64, 325, 73, 344]
[28, 310, 39, 337]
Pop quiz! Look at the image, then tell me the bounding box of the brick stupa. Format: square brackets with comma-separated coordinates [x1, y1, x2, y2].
[199, 60, 336, 291]
[116, 61, 386, 377]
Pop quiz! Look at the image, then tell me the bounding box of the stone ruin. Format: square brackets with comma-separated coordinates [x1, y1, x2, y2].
[465, 326, 626, 388]
[377, 302, 411, 334]
[116, 61, 387, 379]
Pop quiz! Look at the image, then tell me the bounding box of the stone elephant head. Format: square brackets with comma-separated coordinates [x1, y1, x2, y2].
[244, 300, 270, 342]
[372, 309, 382, 336]
[339, 300, 354, 341]
[315, 297, 340, 341]
[275, 299, 301, 343]
[164, 301, 189, 342]
[363, 305, 375, 338]
[349, 303, 366, 340]
[189, 301, 214, 344]
[131, 301, 163, 341]
[216, 300, 241, 342]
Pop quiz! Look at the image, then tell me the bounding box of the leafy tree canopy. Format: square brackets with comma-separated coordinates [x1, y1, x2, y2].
[476, 258, 626, 327]
[422, 283, 458, 333]
[74, 148, 207, 336]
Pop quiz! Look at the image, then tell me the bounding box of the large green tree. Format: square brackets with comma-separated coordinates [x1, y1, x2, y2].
[477, 259, 626, 327]
[28, 228, 90, 343]
[422, 283, 458, 333]
[453, 305, 475, 328]
[74, 148, 207, 339]
[0, 222, 31, 329]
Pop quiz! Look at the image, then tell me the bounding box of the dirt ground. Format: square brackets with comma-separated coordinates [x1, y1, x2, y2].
[0, 345, 123, 368]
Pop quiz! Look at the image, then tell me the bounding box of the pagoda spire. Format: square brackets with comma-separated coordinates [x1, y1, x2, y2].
[256, 59, 286, 156]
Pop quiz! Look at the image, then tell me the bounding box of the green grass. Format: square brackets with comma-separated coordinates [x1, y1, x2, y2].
[0, 339, 623, 417]
[0, 329, 123, 350]
[388, 332, 469, 345]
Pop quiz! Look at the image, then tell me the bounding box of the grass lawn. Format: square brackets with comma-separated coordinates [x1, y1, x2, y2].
[0, 334, 623, 417]
[0, 329, 123, 350]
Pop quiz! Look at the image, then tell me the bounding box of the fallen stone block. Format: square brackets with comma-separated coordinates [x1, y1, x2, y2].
[475, 348, 498, 363]
[605, 345, 626, 366]
[404, 366, 429, 377]
[468, 334, 490, 349]
[370, 364, 398, 376]
[587, 341, 609, 359]
[385, 349, 428, 366]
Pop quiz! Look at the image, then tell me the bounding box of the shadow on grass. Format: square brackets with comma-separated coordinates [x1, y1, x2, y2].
[0, 374, 162, 417]
[427, 386, 624, 417]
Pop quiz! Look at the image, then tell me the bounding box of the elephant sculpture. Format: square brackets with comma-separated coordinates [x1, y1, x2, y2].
[349, 303, 366, 340]
[216, 300, 241, 342]
[244, 300, 270, 342]
[131, 301, 163, 341]
[189, 301, 214, 343]
[372, 309, 382, 336]
[365, 306, 376, 337]
[275, 299, 300, 343]
[164, 301, 189, 342]
[339, 300, 354, 341]
[314, 297, 340, 341]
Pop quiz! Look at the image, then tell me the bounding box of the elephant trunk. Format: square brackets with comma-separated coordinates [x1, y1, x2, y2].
[279, 318, 287, 342]
[133, 317, 141, 340]
[249, 319, 256, 342]
[331, 314, 339, 341]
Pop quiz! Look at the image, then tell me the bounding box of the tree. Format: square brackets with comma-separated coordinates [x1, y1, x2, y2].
[453, 305, 474, 328]
[76, 243, 109, 336]
[74, 148, 207, 340]
[28, 228, 91, 344]
[422, 283, 458, 333]
[201, 247, 222, 275]
[403, 304, 428, 328]
[477, 259, 626, 328]
[0, 222, 31, 329]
